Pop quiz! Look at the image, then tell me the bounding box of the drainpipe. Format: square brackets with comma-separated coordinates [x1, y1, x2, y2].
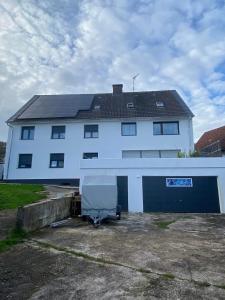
[4, 123, 14, 180]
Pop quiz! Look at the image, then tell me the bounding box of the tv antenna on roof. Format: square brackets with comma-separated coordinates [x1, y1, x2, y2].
[132, 73, 139, 92]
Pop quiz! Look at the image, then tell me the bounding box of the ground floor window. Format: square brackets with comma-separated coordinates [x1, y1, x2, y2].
[50, 153, 64, 168]
[18, 154, 32, 168]
[83, 152, 98, 159]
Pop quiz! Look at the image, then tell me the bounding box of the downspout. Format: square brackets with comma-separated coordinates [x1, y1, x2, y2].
[5, 123, 14, 180]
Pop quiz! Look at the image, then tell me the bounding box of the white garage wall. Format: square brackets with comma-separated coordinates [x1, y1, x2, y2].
[80, 158, 225, 213]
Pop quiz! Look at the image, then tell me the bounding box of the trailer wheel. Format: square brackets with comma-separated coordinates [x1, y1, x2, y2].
[116, 212, 121, 220]
[87, 217, 93, 225]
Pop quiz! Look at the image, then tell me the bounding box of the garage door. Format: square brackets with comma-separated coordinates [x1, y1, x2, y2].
[117, 176, 128, 212]
[142, 176, 220, 213]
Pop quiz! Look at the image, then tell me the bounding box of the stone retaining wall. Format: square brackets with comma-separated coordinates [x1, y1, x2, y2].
[17, 196, 72, 232]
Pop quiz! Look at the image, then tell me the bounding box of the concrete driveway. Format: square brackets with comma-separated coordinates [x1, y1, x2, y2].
[1, 213, 225, 299]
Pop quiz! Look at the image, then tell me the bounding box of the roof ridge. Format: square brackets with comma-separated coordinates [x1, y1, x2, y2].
[204, 124, 225, 134]
[33, 89, 177, 97]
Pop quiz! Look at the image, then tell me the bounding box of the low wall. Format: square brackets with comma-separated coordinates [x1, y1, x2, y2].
[17, 196, 72, 232]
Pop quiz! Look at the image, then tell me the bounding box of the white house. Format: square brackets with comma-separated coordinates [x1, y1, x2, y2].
[4, 84, 194, 185]
[4, 84, 225, 214]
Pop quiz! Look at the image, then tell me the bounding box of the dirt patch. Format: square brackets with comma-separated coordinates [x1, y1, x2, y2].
[44, 185, 77, 199]
[0, 209, 17, 240]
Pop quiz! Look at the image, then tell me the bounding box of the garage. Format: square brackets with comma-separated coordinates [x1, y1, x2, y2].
[117, 176, 128, 212]
[142, 176, 220, 213]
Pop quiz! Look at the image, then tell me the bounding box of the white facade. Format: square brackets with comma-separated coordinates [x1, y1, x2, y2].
[4, 117, 193, 180]
[80, 158, 225, 213]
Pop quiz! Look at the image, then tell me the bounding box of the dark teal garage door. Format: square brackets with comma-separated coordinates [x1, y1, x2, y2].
[142, 176, 220, 213]
[117, 176, 128, 212]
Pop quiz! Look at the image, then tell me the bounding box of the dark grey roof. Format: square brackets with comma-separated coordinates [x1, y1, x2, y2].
[8, 94, 94, 122]
[7, 90, 193, 123]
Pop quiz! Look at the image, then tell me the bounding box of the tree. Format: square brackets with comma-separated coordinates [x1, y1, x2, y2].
[0, 142, 6, 163]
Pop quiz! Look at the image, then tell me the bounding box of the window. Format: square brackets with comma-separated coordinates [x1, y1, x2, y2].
[51, 126, 65, 139]
[83, 152, 98, 159]
[121, 122, 137, 136]
[160, 150, 179, 158]
[84, 125, 98, 138]
[127, 102, 134, 109]
[156, 101, 164, 107]
[122, 150, 141, 158]
[153, 122, 179, 135]
[50, 153, 64, 168]
[122, 150, 159, 158]
[18, 154, 32, 168]
[122, 150, 179, 158]
[21, 126, 35, 140]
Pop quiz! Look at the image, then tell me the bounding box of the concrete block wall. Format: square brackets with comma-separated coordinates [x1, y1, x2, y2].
[17, 196, 72, 232]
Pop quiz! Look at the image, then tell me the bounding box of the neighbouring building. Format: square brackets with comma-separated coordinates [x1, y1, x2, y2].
[4, 84, 194, 184]
[196, 125, 225, 157]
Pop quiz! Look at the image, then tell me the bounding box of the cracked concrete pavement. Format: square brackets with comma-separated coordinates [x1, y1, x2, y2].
[1, 213, 225, 299]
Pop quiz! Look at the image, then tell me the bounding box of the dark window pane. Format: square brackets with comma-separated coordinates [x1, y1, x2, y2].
[121, 123, 136, 136]
[83, 152, 98, 159]
[18, 154, 32, 168]
[23, 129, 29, 139]
[85, 125, 98, 132]
[58, 160, 64, 168]
[21, 126, 35, 140]
[84, 125, 98, 138]
[153, 123, 161, 135]
[50, 153, 64, 168]
[163, 123, 179, 135]
[51, 126, 65, 139]
[153, 122, 179, 135]
[29, 129, 34, 139]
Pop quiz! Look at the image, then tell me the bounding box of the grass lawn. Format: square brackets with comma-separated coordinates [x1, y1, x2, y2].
[0, 184, 45, 210]
[0, 227, 28, 252]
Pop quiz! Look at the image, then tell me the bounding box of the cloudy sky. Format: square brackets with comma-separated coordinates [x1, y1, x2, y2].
[0, 0, 225, 141]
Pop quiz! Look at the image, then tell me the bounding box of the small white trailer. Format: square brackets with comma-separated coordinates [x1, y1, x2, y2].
[81, 175, 121, 227]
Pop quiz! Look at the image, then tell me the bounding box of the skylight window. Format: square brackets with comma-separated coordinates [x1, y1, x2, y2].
[156, 101, 164, 107]
[127, 102, 135, 109]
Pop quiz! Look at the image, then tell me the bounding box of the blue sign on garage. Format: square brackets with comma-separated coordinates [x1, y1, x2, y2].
[142, 176, 220, 213]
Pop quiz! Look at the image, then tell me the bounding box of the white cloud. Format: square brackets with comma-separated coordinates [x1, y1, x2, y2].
[0, 0, 225, 141]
